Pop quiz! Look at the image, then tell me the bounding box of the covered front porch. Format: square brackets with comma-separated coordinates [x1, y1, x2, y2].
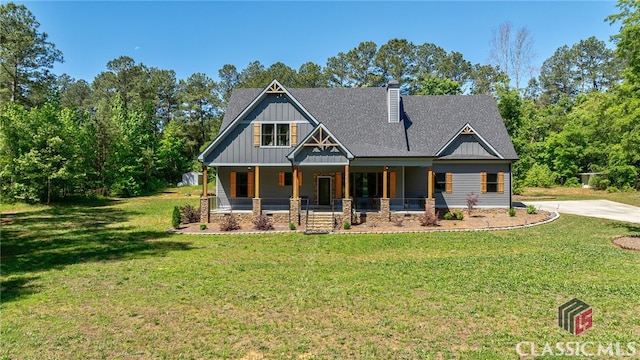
[199, 162, 438, 225]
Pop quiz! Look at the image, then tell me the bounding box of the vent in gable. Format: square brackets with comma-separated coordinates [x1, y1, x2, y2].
[387, 80, 400, 123]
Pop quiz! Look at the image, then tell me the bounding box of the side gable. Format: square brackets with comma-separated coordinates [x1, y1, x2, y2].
[436, 123, 504, 159]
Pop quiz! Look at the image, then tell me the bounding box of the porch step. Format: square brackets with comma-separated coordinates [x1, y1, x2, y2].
[305, 212, 335, 234]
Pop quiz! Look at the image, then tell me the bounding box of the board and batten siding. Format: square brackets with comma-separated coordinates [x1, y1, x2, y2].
[440, 134, 497, 158]
[293, 146, 349, 165]
[432, 162, 511, 208]
[204, 95, 315, 165]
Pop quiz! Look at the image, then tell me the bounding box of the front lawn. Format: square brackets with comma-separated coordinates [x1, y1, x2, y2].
[1, 190, 639, 359]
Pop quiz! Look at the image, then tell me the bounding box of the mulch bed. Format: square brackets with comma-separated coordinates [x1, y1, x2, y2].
[612, 236, 640, 252]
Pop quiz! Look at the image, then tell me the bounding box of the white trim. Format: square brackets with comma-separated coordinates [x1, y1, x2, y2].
[435, 123, 504, 159]
[350, 158, 433, 166]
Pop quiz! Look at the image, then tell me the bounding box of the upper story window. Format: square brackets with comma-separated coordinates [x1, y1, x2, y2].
[261, 123, 290, 147]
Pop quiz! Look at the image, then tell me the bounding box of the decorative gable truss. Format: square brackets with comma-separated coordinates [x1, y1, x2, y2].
[287, 123, 354, 165]
[435, 123, 504, 159]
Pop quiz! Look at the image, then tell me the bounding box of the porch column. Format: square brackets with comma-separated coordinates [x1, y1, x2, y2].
[200, 165, 210, 223]
[344, 164, 350, 199]
[379, 166, 390, 221]
[291, 165, 300, 225]
[383, 166, 388, 199]
[252, 166, 262, 218]
[342, 164, 351, 225]
[427, 166, 433, 199]
[426, 166, 435, 214]
[255, 166, 260, 198]
[293, 165, 299, 199]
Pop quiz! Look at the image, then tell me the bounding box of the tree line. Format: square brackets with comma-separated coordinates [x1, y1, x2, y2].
[1, 1, 638, 203]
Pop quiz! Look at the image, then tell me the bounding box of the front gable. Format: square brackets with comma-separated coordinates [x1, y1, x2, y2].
[436, 123, 504, 159]
[287, 123, 354, 165]
[199, 80, 318, 165]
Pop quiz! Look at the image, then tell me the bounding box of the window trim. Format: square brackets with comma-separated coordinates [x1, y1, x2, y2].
[260, 123, 291, 148]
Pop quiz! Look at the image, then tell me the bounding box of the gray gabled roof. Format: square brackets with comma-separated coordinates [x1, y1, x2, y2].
[215, 84, 518, 160]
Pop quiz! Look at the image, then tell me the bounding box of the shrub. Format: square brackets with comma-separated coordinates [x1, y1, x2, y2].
[607, 165, 638, 189]
[199, 224, 207, 230]
[524, 164, 557, 188]
[252, 214, 274, 231]
[420, 209, 439, 227]
[588, 175, 609, 190]
[509, 208, 516, 217]
[171, 206, 181, 229]
[179, 204, 200, 223]
[512, 187, 523, 195]
[219, 214, 241, 231]
[391, 217, 404, 227]
[526, 205, 537, 214]
[289, 222, 296, 230]
[466, 192, 479, 215]
[453, 210, 464, 220]
[343, 221, 351, 230]
[564, 177, 581, 188]
[443, 212, 454, 220]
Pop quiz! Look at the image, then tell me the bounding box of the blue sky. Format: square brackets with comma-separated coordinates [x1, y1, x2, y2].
[17, 1, 621, 83]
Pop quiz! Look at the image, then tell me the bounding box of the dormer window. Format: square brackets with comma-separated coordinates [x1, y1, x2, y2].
[261, 123, 290, 147]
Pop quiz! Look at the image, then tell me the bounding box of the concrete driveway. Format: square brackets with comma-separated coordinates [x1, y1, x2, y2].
[523, 200, 640, 224]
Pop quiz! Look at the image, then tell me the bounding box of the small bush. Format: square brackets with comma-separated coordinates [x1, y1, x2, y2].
[391, 217, 404, 227]
[289, 222, 296, 230]
[343, 221, 351, 230]
[606, 186, 619, 193]
[512, 187, 523, 195]
[219, 214, 241, 231]
[179, 204, 200, 223]
[171, 206, 181, 229]
[443, 212, 454, 220]
[466, 192, 479, 215]
[453, 210, 464, 220]
[420, 209, 439, 227]
[588, 176, 609, 190]
[526, 205, 537, 214]
[509, 208, 516, 217]
[564, 177, 581, 188]
[252, 214, 274, 231]
[199, 224, 207, 230]
[524, 163, 557, 188]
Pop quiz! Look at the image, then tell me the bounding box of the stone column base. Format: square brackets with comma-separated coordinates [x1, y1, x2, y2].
[290, 198, 301, 225]
[252, 198, 262, 218]
[200, 197, 210, 223]
[380, 198, 390, 222]
[426, 198, 436, 213]
[342, 198, 352, 225]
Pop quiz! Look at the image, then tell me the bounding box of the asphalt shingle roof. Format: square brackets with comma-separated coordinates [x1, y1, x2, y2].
[218, 86, 518, 160]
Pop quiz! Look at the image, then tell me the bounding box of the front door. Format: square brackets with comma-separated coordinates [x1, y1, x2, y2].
[317, 177, 331, 206]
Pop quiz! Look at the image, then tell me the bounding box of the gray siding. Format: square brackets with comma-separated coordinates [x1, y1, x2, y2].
[245, 96, 305, 122]
[433, 162, 511, 208]
[294, 146, 349, 165]
[440, 134, 496, 158]
[205, 94, 315, 165]
[404, 167, 428, 198]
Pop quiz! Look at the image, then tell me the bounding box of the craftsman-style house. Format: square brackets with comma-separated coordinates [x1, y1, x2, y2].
[198, 80, 517, 225]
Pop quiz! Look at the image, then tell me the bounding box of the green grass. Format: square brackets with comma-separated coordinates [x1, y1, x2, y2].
[2, 188, 639, 359]
[520, 187, 640, 207]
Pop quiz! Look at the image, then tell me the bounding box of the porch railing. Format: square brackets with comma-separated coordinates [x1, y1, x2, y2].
[262, 198, 291, 210]
[390, 198, 426, 211]
[353, 197, 381, 211]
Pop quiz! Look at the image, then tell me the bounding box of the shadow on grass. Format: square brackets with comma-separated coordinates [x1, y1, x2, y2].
[1, 200, 193, 303]
[610, 222, 640, 234]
